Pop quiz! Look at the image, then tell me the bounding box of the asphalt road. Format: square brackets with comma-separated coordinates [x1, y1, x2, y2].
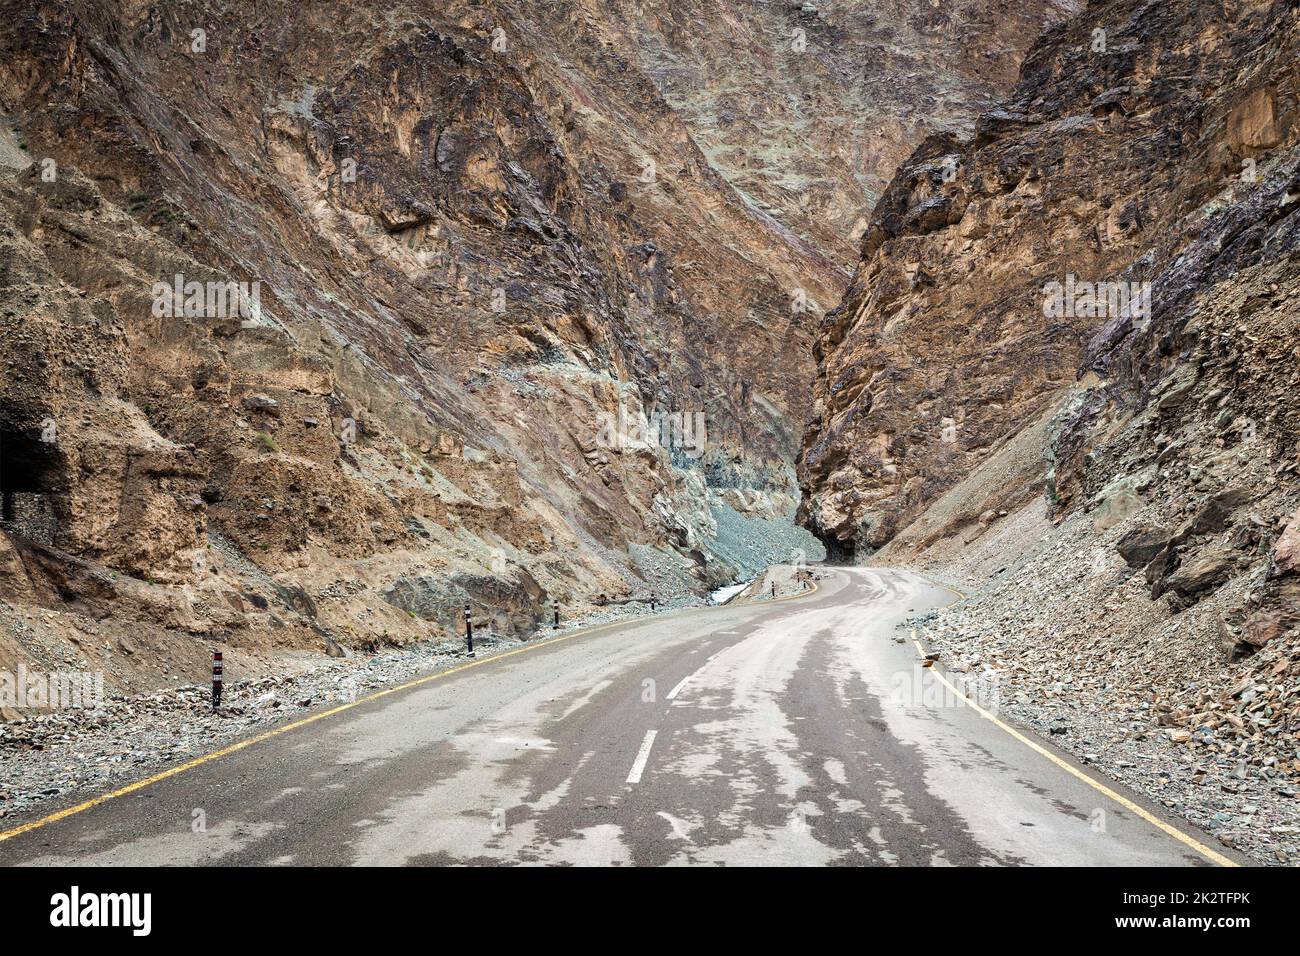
[0, 568, 1234, 866]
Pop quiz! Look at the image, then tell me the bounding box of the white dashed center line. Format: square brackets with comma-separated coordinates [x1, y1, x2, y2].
[626, 730, 658, 784]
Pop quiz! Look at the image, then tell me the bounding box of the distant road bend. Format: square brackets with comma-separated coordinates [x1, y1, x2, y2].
[0, 568, 1238, 866]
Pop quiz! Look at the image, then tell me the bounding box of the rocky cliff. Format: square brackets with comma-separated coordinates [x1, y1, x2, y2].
[586, 0, 1078, 267]
[799, 0, 1300, 862]
[801, 0, 1299, 557]
[0, 0, 1061, 691]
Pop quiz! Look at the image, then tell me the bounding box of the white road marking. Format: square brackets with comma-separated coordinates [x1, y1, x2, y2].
[667, 650, 724, 701]
[666, 675, 691, 700]
[626, 730, 658, 784]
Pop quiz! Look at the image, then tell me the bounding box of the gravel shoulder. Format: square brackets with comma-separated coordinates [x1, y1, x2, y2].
[897, 511, 1300, 866]
[0, 598, 701, 827]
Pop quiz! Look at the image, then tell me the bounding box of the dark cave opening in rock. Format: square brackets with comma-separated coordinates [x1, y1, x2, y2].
[820, 534, 857, 566]
[0, 425, 65, 543]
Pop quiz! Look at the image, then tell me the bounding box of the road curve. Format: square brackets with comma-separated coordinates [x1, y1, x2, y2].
[0, 567, 1234, 866]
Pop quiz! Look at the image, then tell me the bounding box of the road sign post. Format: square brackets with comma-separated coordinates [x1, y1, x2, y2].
[464, 604, 474, 657]
[211, 649, 223, 711]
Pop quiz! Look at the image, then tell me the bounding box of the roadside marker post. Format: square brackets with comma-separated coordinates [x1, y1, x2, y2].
[771, 581, 776, 598]
[650, 593, 657, 612]
[211, 649, 223, 711]
[0, 571, 823, 848]
[553, 607, 559, 628]
[464, 603, 474, 657]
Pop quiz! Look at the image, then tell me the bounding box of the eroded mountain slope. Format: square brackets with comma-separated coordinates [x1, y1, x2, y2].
[0, 0, 1062, 691]
[586, 0, 1078, 266]
[801, 0, 1299, 554]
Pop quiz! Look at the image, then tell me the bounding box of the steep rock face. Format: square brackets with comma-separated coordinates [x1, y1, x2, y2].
[585, 0, 1078, 267]
[0, 0, 1062, 688]
[800, 0, 1300, 557]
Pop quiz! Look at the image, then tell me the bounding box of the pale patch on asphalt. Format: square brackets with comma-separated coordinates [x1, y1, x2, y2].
[558, 678, 613, 720]
[20, 820, 281, 867]
[829, 793, 866, 815]
[488, 734, 555, 751]
[880, 783, 922, 828]
[679, 812, 845, 866]
[266, 786, 304, 805]
[661, 749, 723, 780]
[656, 810, 695, 841]
[824, 758, 848, 786]
[546, 824, 632, 866]
[866, 825, 899, 864]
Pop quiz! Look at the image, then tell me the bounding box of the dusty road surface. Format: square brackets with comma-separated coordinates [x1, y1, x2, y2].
[0, 568, 1237, 866]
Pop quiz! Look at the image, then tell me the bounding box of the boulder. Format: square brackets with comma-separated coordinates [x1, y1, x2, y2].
[1117, 524, 1172, 568]
[1241, 607, 1296, 649]
[1272, 507, 1300, 576]
[1175, 487, 1251, 542]
[1145, 547, 1176, 596]
[241, 394, 281, 416]
[1165, 549, 1236, 607]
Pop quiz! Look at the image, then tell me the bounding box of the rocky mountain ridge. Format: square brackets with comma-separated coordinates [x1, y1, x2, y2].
[0, 0, 1061, 693]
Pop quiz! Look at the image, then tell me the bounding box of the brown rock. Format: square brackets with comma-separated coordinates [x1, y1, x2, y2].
[1117, 525, 1172, 569]
[1272, 508, 1300, 576]
[1241, 603, 1300, 649]
[799, 0, 1300, 568]
[1165, 550, 1237, 606]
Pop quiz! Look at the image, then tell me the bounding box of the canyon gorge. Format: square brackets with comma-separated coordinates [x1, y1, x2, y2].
[0, 0, 1067, 686]
[1, 0, 1298, 865]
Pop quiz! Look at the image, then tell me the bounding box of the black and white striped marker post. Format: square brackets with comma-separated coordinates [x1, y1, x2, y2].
[211, 649, 223, 711]
[553, 606, 559, 628]
[464, 604, 474, 657]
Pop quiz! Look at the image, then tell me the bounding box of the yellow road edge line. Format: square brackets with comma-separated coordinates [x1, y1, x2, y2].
[909, 629, 1237, 868]
[0, 613, 657, 845]
[0, 581, 819, 846]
